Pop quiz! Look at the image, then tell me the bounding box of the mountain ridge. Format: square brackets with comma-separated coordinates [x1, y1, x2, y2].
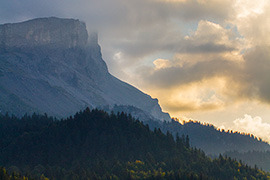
[0, 17, 170, 121]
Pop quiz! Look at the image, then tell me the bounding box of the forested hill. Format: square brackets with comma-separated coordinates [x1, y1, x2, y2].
[0, 109, 269, 179]
[225, 150, 270, 172]
[101, 105, 270, 155]
[157, 120, 270, 155]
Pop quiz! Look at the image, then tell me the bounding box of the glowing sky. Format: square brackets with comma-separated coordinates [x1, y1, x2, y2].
[1, 0, 270, 142]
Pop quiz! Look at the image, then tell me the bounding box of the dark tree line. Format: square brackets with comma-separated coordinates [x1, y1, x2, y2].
[225, 150, 270, 172]
[0, 108, 269, 179]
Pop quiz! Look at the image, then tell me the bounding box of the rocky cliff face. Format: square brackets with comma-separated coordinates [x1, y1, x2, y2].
[0, 17, 170, 121]
[0, 17, 88, 49]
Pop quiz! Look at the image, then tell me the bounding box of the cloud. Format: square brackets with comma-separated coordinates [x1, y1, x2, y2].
[163, 86, 225, 112]
[144, 59, 233, 88]
[140, 20, 243, 88]
[233, 0, 270, 47]
[134, 10, 270, 114]
[145, 77, 227, 113]
[143, 44, 270, 114]
[180, 20, 239, 54]
[230, 114, 270, 142]
[160, 0, 236, 21]
[242, 46, 270, 103]
[153, 59, 173, 69]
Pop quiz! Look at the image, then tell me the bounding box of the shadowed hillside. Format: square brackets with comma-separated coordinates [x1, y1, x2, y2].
[0, 109, 269, 179]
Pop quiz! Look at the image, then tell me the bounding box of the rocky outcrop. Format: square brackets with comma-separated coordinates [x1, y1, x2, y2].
[0, 17, 88, 49]
[0, 17, 170, 121]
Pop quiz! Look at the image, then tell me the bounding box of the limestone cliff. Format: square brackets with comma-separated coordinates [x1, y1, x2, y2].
[0, 17, 87, 49]
[0, 17, 170, 121]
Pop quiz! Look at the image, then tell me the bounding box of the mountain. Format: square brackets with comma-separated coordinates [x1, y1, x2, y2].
[0, 17, 170, 121]
[0, 109, 269, 179]
[157, 120, 270, 155]
[1, 17, 269, 159]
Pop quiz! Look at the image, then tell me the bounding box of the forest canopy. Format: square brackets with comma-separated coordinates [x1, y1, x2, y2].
[0, 108, 269, 180]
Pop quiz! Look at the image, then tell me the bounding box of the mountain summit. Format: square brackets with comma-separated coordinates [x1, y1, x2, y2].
[0, 17, 88, 49]
[0, 17, 170, 121]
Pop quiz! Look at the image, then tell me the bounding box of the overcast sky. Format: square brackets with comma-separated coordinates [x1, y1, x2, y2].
[1, 0, 270, 142]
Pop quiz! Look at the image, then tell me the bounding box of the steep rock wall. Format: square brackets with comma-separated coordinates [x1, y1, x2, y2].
[0, 17, 170, 121]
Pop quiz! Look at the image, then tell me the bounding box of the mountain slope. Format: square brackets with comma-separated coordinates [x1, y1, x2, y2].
[100, 105, 270, 155]
[144, 119, 270, 155]
[0, 17, 170, 121]
[0, 109, 269, 179]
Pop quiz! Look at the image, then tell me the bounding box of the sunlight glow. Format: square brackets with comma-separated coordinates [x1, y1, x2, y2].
[235, 0, 267, 18]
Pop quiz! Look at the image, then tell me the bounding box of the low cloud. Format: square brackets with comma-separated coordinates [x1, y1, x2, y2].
[164, 94, 224, 112]
[145, 78, 227, 114]
[230, 114, 270, 143]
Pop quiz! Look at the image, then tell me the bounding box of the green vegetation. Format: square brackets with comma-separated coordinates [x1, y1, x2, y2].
[0, 166, 48, 180]
[0, 108, 269, 179]
[225, 150, 270, 172]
